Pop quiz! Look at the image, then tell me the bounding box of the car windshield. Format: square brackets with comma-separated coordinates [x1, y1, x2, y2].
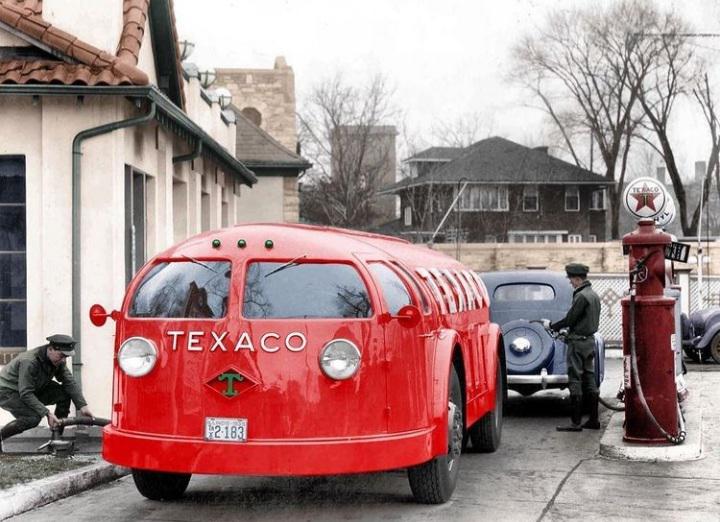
[493, 283, 555, 302]
[243, 262, 372, 319]
[129, 260, 231, 318]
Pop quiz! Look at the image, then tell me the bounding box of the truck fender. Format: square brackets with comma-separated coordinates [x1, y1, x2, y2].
[485, 323, 503, 397]
[429, 328, 461, 455]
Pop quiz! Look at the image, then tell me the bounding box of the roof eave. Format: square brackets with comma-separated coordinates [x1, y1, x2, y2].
[0, 84, 256, 185]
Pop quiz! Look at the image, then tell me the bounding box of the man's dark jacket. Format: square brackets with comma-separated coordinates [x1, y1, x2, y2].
[550, 280, 600, 337]
[0, 345, 88, 417]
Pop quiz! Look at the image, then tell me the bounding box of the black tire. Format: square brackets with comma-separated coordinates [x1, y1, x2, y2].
[710, 334, 720, 364]
[407, 365, 463, 504]
[469, 356, 504, 452]
[132, 469, 191, 500]
[685, 347, 709, 363]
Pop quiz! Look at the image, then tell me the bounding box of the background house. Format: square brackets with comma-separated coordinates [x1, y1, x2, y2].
[382, 137, 613, 244]
[231, 107, 311, 223]
[215, 59, 306, 223]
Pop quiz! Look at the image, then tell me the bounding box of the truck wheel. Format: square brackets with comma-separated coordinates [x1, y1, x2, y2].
[131, 469, 191, 500]
[469, 357, 504, 452]
[710, 334, 720, 364]
[407, 365, 463, 504]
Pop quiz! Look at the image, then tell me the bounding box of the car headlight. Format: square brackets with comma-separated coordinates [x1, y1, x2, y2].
[510, 337, 531, 354]
[118, 337, 158, 377]
[319, 339, 361, 380]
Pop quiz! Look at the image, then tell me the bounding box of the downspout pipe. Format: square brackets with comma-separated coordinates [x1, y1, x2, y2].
[172, 138, 202, 164]
[70, 100, 156, 391]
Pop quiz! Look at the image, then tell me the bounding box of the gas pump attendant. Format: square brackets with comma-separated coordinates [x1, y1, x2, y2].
[0, 334, 94, 451]
[543, 263, 601, 432]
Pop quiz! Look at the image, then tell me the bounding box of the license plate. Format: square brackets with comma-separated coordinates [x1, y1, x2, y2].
[204, 417, 247, 442]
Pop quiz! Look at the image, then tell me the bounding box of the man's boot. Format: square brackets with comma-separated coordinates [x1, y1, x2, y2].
[582, 393, 600, 429]
[0, 420, 26, 452]
[557, 395, 583, 432]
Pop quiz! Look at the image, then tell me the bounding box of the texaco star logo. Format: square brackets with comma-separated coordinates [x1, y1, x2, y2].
[623, 177, 668, 219]
[630, 184, 660, 212]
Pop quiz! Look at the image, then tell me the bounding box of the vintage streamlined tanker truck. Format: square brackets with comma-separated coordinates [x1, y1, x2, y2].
[90, 224, 505, 504]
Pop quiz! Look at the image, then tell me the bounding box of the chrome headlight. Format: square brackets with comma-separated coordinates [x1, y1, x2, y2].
[319, 339, 361, 380]
[118, 337, 158, 377]
[510, 337, 532, 354]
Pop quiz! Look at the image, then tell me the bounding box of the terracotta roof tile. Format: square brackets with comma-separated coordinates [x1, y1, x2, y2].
[117, 0, 148, 65]
[7, 0, 41, 16]
[0, 0, 148, 85]
[0, 59, 134, 85]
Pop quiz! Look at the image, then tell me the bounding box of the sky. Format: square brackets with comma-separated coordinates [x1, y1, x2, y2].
[173, 0, 720, 169]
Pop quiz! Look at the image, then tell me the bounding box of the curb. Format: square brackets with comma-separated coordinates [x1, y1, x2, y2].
[0, 462, 129, 520]
[599, 402, 703, 462]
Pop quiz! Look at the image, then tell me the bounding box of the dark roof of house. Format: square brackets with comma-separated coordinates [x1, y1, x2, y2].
[232, 106, 311, 171]
[383, 136, 613, 193]
[0, 0, 185, 107]
[405, 146, 465, 162]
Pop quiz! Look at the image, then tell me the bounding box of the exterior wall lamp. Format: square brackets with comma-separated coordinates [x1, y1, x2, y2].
[216, 87, 232, 109]
[179, 40, 195, 61]
[198, 69, 217, 88]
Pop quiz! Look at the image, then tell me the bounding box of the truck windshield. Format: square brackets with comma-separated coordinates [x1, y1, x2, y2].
[129, 261, 231, 318]
[243, 262, 371, 319]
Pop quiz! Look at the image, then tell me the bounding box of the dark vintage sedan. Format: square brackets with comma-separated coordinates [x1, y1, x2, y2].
[681, 308, 720, 363]
[479, 270, 605, 396]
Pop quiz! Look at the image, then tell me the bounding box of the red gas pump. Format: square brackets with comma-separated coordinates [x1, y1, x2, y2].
[621, 219, 683, 444]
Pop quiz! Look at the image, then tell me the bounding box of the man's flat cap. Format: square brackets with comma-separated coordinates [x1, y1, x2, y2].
[47, 334, 77, 354]
[565, 263, 589, 277]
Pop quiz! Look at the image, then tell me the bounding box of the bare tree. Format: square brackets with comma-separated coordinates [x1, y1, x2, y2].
[297, 74, 398, 228]
[692, 72, 720, 235]
[430, 111, 495, 148]
[512, 1, 659, 238]
[630, 11, 702, 236]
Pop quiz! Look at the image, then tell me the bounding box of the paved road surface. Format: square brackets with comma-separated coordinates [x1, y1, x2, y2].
[9, 359, 720, 521]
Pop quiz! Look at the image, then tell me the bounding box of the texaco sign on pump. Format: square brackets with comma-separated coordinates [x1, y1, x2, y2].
[90, 223, 505, 504]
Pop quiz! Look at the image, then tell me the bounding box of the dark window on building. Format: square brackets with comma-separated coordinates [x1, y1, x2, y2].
[0, 156, 26, 349]
[565, 185, 580, 212]
[243, 262, 371, 319]
[369, 262, 412, 315]
[125, 166, 147, 284]
[523, 185, 539, 212]
[241, 107, 262, 127]
[590, 188, 606, 210]
[130, 261, 231, 318]
[460, 185, 509, 211]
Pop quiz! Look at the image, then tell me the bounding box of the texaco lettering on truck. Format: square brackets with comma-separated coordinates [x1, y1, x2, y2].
[90, 224, 506, 504]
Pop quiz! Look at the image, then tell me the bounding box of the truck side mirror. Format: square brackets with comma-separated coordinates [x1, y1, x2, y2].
[89, 304, 120, 327]
[395, 304, 422, 328]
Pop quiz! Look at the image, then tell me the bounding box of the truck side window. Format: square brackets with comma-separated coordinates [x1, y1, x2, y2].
[369, 262, 412, 315]
[391, 262, 431, 315]
[129, 260, 231, 318]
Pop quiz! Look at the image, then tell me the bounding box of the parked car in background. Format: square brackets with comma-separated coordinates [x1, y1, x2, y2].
[681, 308, 720, 363]
[479, 270, 605, 396]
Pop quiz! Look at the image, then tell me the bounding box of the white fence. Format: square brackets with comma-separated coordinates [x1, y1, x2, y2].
[592, 274, 720, 345]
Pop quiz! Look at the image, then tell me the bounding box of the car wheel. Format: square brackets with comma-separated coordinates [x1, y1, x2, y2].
[407, 365, 463, 504]
[469, 357, 504, 452]
[710, 334, 720, 364]
[132, 469, 191, 500]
